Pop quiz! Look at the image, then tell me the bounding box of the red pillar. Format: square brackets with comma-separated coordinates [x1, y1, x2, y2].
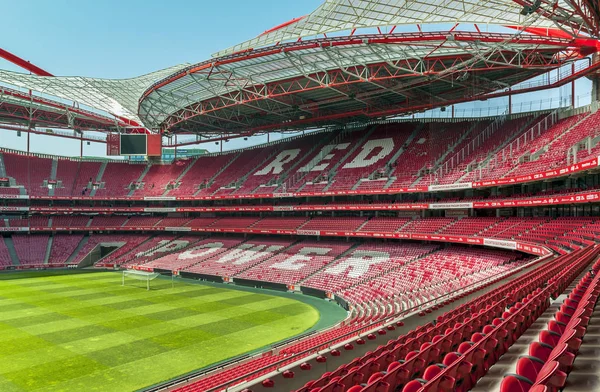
[571, 62, 576, 108]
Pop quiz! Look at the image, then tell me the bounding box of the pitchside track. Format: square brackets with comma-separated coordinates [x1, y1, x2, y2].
[0, 271, 337, 392]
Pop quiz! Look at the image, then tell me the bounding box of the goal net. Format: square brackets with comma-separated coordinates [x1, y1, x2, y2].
[122, 269, 161, 290]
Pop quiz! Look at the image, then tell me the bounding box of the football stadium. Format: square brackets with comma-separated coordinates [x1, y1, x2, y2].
[1, 0, 600, 391]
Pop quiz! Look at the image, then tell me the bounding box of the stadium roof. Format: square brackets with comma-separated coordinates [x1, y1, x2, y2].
[212, 0, 600, 58]
[138, 31, 599, 135]
[0, 64, 189, 127]
[137, 0, 600, 135]
[0, 0, 599, 138]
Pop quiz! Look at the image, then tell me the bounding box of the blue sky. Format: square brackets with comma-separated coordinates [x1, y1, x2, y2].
[0, 0, 592, 157]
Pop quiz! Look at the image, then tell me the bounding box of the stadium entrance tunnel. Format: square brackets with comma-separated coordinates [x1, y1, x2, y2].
[78, 243, 124, 268]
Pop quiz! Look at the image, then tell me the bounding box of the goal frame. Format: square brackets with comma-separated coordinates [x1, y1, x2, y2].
[122, 269, 160, 290]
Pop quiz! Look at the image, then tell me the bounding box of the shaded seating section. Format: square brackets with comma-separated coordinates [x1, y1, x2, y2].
[123, 216, 163, 227]
[327, 123, 416, 191]
[184, 217, 219, 228]
[252, 217, 309, 230]
[94, 162, 146, 197]
[206, 145, 281, 196]
[210, 216, 262, 230]
[96, 234, 176, 267]
[89, 215, 128, 227]
[131, 161, 192, 196]
[168, 153, 235, 196]
[70, 161, 102, 196]
[3, 152, 52, 196]
[51, 215, 91, 228]
[11, 234, 49, 265]
[0, 237, 13, 267]
[93, 234, 154, 267]
[52, 159, 79, 196]
[503, 112, 600, 179]
[48, 234, 84, 264]
[154, 217, 193, 227]
[389, 121, 476, 188]
[438, 115, 537, 184]
[67, 234, 139, 265]
[235, 134, 324, 195]
[358, 217, 411, 233]
[299, 217, 367, 232]
[0, 111, 599, 196]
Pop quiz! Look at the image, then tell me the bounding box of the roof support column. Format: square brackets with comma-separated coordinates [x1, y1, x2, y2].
[572, 63, 576, 108]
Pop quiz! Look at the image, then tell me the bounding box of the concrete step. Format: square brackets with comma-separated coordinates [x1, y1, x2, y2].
[4, 236, 20, 266]
[44, 235, 54, 264]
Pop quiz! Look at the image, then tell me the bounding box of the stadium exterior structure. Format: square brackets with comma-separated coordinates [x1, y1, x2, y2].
[2, 2, 600, 390]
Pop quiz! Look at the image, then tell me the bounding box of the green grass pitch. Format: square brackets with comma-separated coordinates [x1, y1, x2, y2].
[0, 271, 324, 392]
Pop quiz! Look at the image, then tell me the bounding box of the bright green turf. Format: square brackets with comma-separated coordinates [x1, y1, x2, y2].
[0, 271, 323, 392]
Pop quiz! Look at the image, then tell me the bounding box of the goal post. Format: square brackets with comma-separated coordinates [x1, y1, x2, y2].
[122, 269, 160, 290]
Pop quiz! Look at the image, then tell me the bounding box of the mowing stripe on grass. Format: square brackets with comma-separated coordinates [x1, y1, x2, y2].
[0, 271, 345, 392]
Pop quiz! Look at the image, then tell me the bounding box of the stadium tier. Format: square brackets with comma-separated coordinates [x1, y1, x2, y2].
[1, 110, 600, 199]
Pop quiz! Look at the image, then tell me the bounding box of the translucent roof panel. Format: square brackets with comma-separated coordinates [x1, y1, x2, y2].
[213, 0, 595, 57]
[0, 64, 189, 124]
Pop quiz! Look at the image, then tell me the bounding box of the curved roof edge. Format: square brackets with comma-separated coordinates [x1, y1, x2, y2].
[211, 0, 592, 58]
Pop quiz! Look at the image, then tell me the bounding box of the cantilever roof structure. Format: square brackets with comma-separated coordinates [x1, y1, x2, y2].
[137, 0, 600, 135]
[0, 64, 189, 127]
[138, 31, 599, 135]
[0, 0, 599, 138]
[213, 0, 600, 58]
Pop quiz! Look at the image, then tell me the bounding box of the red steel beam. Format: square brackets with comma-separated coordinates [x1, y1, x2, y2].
[140, 31, 579, 102]
[163, 131, 257, 147]
[1, 88, 119, 127]
[0, 124, 106, 143]
[0, 48, 53, 76]
[245, 58, 600, 132]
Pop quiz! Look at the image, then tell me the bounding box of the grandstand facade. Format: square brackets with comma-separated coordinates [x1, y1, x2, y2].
[2, 0, 600, 391]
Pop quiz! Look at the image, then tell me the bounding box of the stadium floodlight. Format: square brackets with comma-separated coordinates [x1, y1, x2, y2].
[122, 269, 160, 290]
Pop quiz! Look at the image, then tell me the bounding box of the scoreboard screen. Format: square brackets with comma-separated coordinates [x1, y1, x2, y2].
[120, 135, 147, 155]
[106, 134, 162, 156]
